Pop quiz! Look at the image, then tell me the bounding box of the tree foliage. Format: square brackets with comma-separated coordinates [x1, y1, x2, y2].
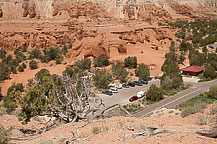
[112, 62, 129, 83]
[93, 69, 112, 89]
[0, 124, 11, 144]
[146, 84, 163, 102]
[135, 63, 150, 81]
[207, 86, 217, 100]
[94, 56, 110, 67]
[29, 60, 38, 69]
[74, 58, 91, 70]
[203, 65, 216, 79]
[124, 56, 137, 69]
[29, 48, 41, 59]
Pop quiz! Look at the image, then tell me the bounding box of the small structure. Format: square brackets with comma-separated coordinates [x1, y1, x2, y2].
[181, 66, 205, 76]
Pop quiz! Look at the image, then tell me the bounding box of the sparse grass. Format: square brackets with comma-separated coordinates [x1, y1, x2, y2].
[181, 103, 207, 117]
[211, 105, 217, 114]
[92, 126, 101, 135]
[123, 103, 144, 114]
[179, 93, 216, 111]
[196, 116, 207, 125]
[0, 124, 12, 144]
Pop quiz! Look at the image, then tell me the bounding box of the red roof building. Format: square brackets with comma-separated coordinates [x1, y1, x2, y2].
[181, 66, 205, 76]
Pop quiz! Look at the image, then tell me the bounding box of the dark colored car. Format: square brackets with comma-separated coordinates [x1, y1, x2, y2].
[102, 90, 113, 96]
[129, 96, 139, 102]
[134, 81, 143, 86]
[122, 83, 129, 88]
[141, 80, 148, 84]
[128, 82, 135, 87]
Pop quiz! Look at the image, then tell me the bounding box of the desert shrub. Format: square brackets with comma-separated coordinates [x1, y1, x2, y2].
[55, 57, 62, 64]
[46, 47, 61, 61]
[203, 65, 216, 79]
[210, 105, 217, 114]
[74, 58, 91, 70]
[29, 60, 38, 69]
[22, 46, 27, 52]
[0, 124, 11, 144]
[93, 69, 112, 89]
[146, 84, 163, 102]
[92, 126, 101, 134]
[124, 56, 137, 69]
[207, 86, 217, 100]
[61, 44, 68, 55]
[196, 116, 207, 125]
[3, 90, 21, 113]
[35, 69, 51, 82]
[135, 63, 150, 81]
[112, 62, 129, 83]
[29, 48, 41, 59]
[94, 56, 110, 67]
[0, 63, 11, 81]
[68, 43, 72, 49]
[0, 49, 7, 59]
[181, 103, 207, 117]
[18, 63, 27, 72]
[62, 67, 74, 78]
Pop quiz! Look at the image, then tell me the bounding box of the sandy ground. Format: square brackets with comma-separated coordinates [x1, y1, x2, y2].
[1, 62, 67, 95]
[0, 104, 216, 144]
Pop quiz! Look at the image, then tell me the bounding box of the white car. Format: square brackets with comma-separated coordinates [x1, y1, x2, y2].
[115, 84, 122, 89]
[110, 88, 118, 93]
[137, 90, 145, 98]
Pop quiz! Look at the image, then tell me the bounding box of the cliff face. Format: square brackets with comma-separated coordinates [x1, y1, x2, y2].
[0, 0, 215, 61]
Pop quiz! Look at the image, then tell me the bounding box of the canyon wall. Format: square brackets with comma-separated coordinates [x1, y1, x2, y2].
[0, 0, 216, 63]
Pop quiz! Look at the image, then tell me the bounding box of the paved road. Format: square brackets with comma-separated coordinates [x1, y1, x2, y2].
[133, 79, 217, 117]
[99, 80, 160, 110]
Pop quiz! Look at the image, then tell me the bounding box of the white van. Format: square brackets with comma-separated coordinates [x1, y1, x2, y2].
[137, 90, 145, 98]
[110, 88, 118, 93]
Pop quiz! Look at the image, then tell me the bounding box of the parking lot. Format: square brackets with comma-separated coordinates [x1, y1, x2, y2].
[98, 79, 160, 110]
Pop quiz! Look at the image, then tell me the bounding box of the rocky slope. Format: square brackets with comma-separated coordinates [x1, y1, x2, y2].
[0, 0, 216, 63]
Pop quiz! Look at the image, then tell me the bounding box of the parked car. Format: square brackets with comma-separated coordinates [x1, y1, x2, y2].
[122, 83, 129, 88]
[140, 80, 148, 84]
[102, 90, 113, 96]
[115, 83, 122, 89]
[137, 90, 145, 98]
[129, 96, 138, 102]
[128, 82, 135, 87]
[134, 81, 143, 86]
[110, 88, 118, 93]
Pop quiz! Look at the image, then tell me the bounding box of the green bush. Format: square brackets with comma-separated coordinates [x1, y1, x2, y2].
[124, 56, 137, 69]
[29, 60, 38, 69]
[146, 84, 163, 102]
[93, 69, 112, 89]
[112, 62, 129, 83]
[0, 49, 7, 59]
[203, 65, 216, 79]
[181, 103, 206, 117]
[135, 63, 150, 81]
[94, 56, 110, 67]
[29, 48, 41, 59]
[18, 63, 27, 72]
[74, 58, 91, 70]
[0, 63, 11, 81]
[0, 124, 11, 144]
[196, 116, 207, 125]
[92, 126, 101, 134]
[207, 86, 217, 100]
